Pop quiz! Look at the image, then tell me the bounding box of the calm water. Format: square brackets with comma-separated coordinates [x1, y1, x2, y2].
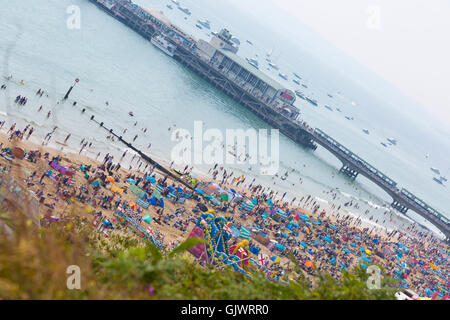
[0, 0, 448, 237]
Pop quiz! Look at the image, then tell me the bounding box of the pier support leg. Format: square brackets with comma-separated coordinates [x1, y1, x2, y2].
[339, 165, 359, 181]
[391, 200, 409, 214]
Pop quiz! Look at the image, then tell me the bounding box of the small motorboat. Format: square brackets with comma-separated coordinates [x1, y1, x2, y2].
[129, 111, 134, 117]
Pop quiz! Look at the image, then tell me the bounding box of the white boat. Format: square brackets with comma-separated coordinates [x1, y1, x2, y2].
[268, 62, 279, 70]
[178, 6, 191, 15]
[430, 167, 440, 175]
[278, 73, 288, 80]
[246, 58, 259, 69]
[292, 79, 301, 85]
[151, 34, 176, 57]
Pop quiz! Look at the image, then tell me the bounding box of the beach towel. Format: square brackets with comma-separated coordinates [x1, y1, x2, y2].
[136, 197, 149, 209]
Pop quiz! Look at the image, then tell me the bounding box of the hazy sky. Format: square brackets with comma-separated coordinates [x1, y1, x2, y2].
[266, 0, 450, 125]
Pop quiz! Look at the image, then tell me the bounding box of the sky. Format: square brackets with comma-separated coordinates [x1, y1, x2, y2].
[229, 0, 450, 126]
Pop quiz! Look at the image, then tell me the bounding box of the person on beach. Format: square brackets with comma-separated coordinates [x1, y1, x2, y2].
[64, 134, 71, 144]
[47, 111, 51, 118]
[38, 105, 43, 112]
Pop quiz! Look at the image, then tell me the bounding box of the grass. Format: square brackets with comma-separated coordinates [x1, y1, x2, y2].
[0, 204, 398, 299]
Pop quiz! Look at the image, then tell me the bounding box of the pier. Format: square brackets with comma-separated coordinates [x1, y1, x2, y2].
[87, 0, 449, 240]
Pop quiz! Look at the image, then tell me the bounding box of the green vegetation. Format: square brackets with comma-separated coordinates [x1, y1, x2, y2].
[0, 209, 397, 299]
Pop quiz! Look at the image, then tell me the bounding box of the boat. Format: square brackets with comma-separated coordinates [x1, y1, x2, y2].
[197, 19, 211, 29]
[362, 129, 369, 135]
[171, 0, 180, 5]
[128, 111, 134, 117]
[345, 116, 354, 120]
[268, 62, 279, 70]
[433, 177, 443, 185]
[440, 176, 447, 182]
[246, 40, 253, 45]
[293, 79, 301, 85]
[166, 4, 173, 9]
[336, 108, 342, 112]
[305, 96, 318, 106]
[246, 58, 259, 69]
[386, 138, 397, 145]
[151, 34, 176, 57]
[380, 142, 388, 148]
[324, 105, 333, 111]
[293, 73, 302, 79]
[195, 23, 203, 29]
[301, 84, 308, 88]
[178, 6, 191, 15]
[430, 167, 441, 175]
[295, 90, 306, 100]
[328, 93, 333, 98]
[230, 37, 240, 46]
[278, 73, 288, 80]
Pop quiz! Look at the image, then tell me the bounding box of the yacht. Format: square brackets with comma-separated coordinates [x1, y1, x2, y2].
[268, 62, 279, 70]
[178, 6, 191, 15]
[195, 23, 203, 29]
[336, 108, 342, 112]
[166, 4, 173, 9]
[430, 167, 441, 175]
[345, 116, 354, 120]
[305, 96, 318, 106]
[246, 40, 253, 45]
[362, 129, 370, 135]
[381, 142, 388, 148]
[433, 177, 443, 185]
[324, 105, 333, 111]
[246, 58, 259, 69]
[295, 90, 306, 100]
[151, 34, 176, 57]
[171, 0, 180, 5]
[328, 93, 333, 98]
[197, 19, 211, 29]
[386, 138, 397, 145]
[278, 73, 288, 80]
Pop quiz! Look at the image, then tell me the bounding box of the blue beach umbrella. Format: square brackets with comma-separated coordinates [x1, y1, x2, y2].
[299, 241, 308, 248]
[360, 262, 368, 269]
[343, 248, 350, 254]
[127, 179, 136, 184]
[322, 235, 331, 243]
[350, 242, 357, 248]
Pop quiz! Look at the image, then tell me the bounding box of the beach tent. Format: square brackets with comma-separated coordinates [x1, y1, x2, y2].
[350, 242, 357, 248]
[127, 179, 136, 184]
[218, 193, 229, 202]
[275, 244, 285, 251]
[306, 249, 314, 256]
[146, 176, 156, 183]
[322, 235, 331, 243]
[239, 226, 252, 239]
[365, 249, 372, 255]
[299, 241, 308, 248]
[281, 232, 289, 238]
[240, 200, 255, 212]
[343, 248, 350, 254]
[12, 147, 25, 159]
[360, 262, 368, 269]
[142, 215, 152, 223]
[312, 240, 321, 247]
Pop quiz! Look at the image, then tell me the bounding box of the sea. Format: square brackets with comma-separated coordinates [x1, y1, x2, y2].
[0, 0, 449, 238]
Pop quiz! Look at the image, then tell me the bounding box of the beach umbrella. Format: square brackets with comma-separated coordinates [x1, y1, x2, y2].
[107, 176, 115, 183]
[343, 248, 350, 254]
[251, 198, 258, 205]
[275, 244, 285, 251]
[350, 243, 357, 248]
[305, 261, 314, 268]
[306, 249, 314, 256]
[365, 249, 373, 255]
[127, 179, 136, 184]
[240, 201, 255, 212]
[360, 256, 371, 264]
[218, 193, 229, 201]
[239, 225, 252, 239]
[270, 256, 280, 263]
[322, 235, 331, 243]
[291, 222, 299, 228]
[129, 202, 136, 210]
[299, 241, 308, 248]
[281, 232, 288, 238]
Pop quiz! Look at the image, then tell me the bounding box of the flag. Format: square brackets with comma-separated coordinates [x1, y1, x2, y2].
[223, 223, 231, 235]
[117, 204, 124, 212]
